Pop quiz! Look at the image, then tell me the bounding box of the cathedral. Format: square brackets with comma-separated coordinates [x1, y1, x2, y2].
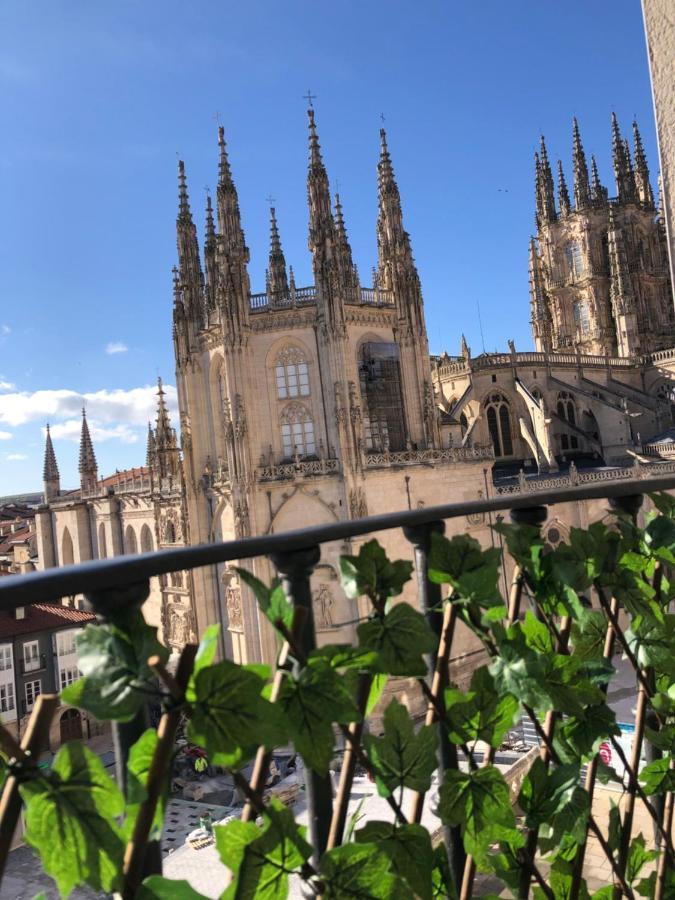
[35, 109, 675, 683]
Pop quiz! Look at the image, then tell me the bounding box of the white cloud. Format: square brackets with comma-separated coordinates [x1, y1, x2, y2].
[49, 419, 139, 445]
[1, 325, 10, 335]
[0, 430, 12, 440]
[0, 380, 15, 392]
[0, 384, 177, 428]
[106, 342, 128, 355]
[6, 453, 27, 461]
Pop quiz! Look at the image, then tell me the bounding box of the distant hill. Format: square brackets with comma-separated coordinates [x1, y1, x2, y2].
[0, 492, 44, 507]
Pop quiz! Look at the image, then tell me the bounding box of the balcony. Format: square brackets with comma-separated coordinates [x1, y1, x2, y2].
[0, 473, 673, 897]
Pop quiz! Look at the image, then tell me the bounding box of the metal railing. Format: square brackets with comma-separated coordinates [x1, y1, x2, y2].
[0, 473, 674, 895]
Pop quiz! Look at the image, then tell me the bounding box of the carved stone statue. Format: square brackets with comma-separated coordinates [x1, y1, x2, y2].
[313, 583, 334, 630]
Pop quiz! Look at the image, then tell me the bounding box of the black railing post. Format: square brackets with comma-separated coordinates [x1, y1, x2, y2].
[267, 545, 334, 864]
[84, 579, 163, 879]
[403, 520, 466, 890]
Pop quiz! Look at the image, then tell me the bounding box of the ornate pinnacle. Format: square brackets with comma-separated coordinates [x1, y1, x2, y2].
[557, 160, 571, 216]
[268, 206, 288, 296]
[572, 117, 591, 209]
[632, 119, 653, 207]
[177, 160, 192, 222]
[146, 421, 156, 468]
[78, 408, 98, 479]
[218, 125, 234, 188]
[43, 424, 59, 483]
[612, 113, 636, 203]
[538, 136, 556, 224]
[590, 155, 607, 202]
[205, 194, 215, 242]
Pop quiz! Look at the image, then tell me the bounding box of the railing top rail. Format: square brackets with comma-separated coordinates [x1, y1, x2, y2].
[3, 474, 675, 609]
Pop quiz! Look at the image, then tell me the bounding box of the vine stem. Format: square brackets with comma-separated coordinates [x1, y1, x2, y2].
[654, 764, 674, 900]
[0, 694, 59, 881]
[407, 601, 457, 824]
[122, 645, 198, 898]
[326, 674, 372, 850]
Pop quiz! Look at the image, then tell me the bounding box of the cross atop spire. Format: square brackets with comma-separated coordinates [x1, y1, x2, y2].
[303, 89, 317, 108]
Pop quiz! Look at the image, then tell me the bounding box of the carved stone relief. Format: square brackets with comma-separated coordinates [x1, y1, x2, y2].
[313, 583, 335, 630]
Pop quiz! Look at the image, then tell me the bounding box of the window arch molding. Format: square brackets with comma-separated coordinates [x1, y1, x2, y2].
[61, 527, 74, 566]
[483, 392, 513, 458]
[279, 402, 316, 459]
[124, 525, 138, 555]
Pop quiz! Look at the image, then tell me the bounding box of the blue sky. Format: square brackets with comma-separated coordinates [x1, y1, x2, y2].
[0, 0, 659, 494]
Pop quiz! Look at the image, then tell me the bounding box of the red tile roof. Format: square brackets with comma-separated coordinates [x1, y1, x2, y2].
[0, 603, 95, 639]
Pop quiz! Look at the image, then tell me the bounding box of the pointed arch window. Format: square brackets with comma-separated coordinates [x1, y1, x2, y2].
[275, 347, 310, 399]
[485, 393, 513, 458]
[124, 526, 138, 555]
[557, 391, 579, 450]
[280, 403, 316, 458]
[566, 242, 584, 278]
[573, 300, 591, 335]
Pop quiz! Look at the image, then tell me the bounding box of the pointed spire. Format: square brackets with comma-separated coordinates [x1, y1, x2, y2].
[460, 334, 470, 360]
[146, 421, 156, 468]
[572, 118, 591, 209]
[537, 136, 557, 224]
[334, 193, 347, 239]
[205, 193, 215, 242]
[289, 264, 296, 293]
[307, 107, 333, 254]
[611, 113, 636, 203]
[534, 151, 542, 229]
[632, 119, 654, 207]
[590, 155, 607, 203]
[204, 193, 218, 310]
[216, 126, 248, 257]
[267, 206, 289, 297]
[377, 128, 407, 263]
[529, 236, 552, 351]
[79, 408, 98, 493]
[153, 378, 181, 480]
[42, 424, 60, 501]
[175, 159, 204, 324]
[557, 160, 571, 216]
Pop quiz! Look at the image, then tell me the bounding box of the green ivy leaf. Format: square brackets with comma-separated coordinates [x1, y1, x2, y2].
[570, 612, 609, 662]
[626, 614, 675, 675]
[122, 729, 165, 842]
[278, 659, 360, 773]
[539, 786, 590, 855]
[309, 644, 379, 671]
[363, 699, 437, 796]
[19, 742, 125, 897]
[626, 833, 658, 885]
[61, 614, 168, 721]
[639, 758, 675, 795]
[431, 843, 456, 899]
[428, 533, 502, 605]
[320, 843, 410, 899]
[340, 540, 413, 607]
[189, 660, 286, 768]
[518, 758, 579, 828]
[649, 492, 675, 519]
[366, 673, 389, 716]
[555, 703, 620, 762]
[444, 666, 519, 748]
[216, 798, 312, 899]
[185, 624, 221, 702]
[519, 611, 554, 653]
[437, 767, 522, 867]
[138, 876, 209, 898]
[357, 602, 436, 676]
[355, 821, 433, 900]
[233, 567, 294, 632]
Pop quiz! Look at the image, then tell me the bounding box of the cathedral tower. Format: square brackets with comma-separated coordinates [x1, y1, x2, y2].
[530, 114, 674, 356]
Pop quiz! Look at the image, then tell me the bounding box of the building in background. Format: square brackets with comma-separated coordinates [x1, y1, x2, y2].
[0, 602, 102, 749]
[33, 105, 675, 689]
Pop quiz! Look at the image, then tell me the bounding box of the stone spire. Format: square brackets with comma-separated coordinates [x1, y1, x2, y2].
[175, 160, 204, 325]
[217, 126, 248, 257]
[632, 119, 654, 208]
[590, 155, 608, 203]
[529, 236, 552, 352]
[306, 108, 334, 255]
[204, 193, 218, 310]
[43, 424, 60, 501]
[557, 160, 571, 216]
[612, 113, 636, 204]
[534, 151, 542, 229]
[333, 193, 359, 298]
[146, 421, 156, 468]
[572, 117, 591, 209]
[78, 408, 98, 494]
[153, 378, 181, 481]
[267, 206, 289, 297]
[537, 136, 557, 224]
[377, 127, 425, 335]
